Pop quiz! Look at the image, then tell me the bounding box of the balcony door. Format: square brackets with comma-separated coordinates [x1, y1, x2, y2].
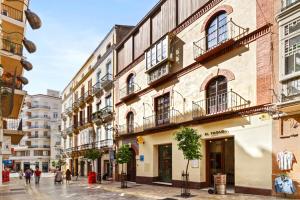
[127, 112, 134, 133]
[206, 76, 227, 114]
[207, 12, 228, 50]
[127, 74, 135, 95]
[155, 93, 170, 126]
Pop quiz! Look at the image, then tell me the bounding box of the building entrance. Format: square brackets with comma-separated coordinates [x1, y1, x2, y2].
[207, 137, 234, 186]
[158, 144, 172, 183]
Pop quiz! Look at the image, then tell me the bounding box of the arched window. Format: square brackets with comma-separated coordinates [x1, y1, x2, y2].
[127, 112, 134, 133]
[206, 12, 228, 50]
[206, 76, 227, 114]
[106, 43, 111, 51]
[127, 74, 135, 95]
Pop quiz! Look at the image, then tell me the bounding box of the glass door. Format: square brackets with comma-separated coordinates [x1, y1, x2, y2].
[158, 144, 172, 183]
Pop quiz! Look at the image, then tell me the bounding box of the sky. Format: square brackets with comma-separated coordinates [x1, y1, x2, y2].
[24, 0, 159, 95]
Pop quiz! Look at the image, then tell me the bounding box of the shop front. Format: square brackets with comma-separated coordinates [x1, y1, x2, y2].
[135, 114, 272, 195]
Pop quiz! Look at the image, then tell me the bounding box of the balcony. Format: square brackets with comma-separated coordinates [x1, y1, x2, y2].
[118, 123, 142, 136]
[84, 89, 93, 103]
[92, 81, 103, 97]
[72, 100, 79, 111]
[78, 117, 91, 130]
[101, 73, 113, 90]
[1, 38, 23, 56]
[79, 144, 93, 151]
[28, 145, 50, 149]
[145, 35, 173, 86]
[192, 90, 250, 119]
[119, 83, 141, 102]
[143, 109, 184, 130]
[30, 105, 51, 109]
[92, 106, 113, 126]
[94, 139, 113, 149]
[28, 115, 50, 120]
[26, 125, 51, 130]
[193, 19, 249, 63]
[281, 0, 300, 10]
[65, 107, 73, 116]
[1, 3, 23, 22]
[3, 118, 26, 145]
[66, 125, 75, 136]
[28, 135, 50, 139]
[78, 96, 85, 108]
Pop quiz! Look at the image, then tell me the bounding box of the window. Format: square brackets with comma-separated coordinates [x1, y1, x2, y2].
[35, 131, 38, 137]
[206, 12, 228, 50]
[145, 36, 169, 69]
[127, 74, 135, 94]
[127, 112, 134, 133]
[106, 60, 112, 75]
[81, 86, 85, 98]
[284, 35, 300, 75]
[96, 127, 101, 142]
[105, 94, 112, 107]
[106, 43, 111, 51]
[151, 46, 157, 66]
[53, 112, 58, 119]
[105, 123, 113, 140]
[206, 76, 228, 114]
[97, 54, 102, 61]
[43, 131, 48, 137]
[155, 93, 170, 126]
[97, 71, 101, 82]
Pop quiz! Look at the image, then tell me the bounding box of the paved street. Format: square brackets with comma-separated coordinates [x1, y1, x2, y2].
[0, 177, 151, 200]
[0, 177, 290, 200]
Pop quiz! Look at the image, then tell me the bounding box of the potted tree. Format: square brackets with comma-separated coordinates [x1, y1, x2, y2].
[175, 127, 202, 197]
[85, 149, 101, 184]
[116, 144, 132, 188]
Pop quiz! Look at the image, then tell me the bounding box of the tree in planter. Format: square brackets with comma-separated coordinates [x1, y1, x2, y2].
[116, 144, 132, 188]
[85, 149, 101, 172]
[175, 127, 202, 197]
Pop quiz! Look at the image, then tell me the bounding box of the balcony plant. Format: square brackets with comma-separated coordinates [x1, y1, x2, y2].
[85, 149, 101, 184]
[175, 127, 202, 197]
[116, 144, 132, 188]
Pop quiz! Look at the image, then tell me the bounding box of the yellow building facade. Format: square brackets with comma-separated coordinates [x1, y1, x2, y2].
[114, 0, 276, 195]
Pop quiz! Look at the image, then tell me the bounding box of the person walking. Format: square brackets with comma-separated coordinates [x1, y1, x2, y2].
[65, 169, 71, 184]
[19, 170, 23, 180]
[34, 166, 41, 184]
[25, 168, 32, 184]
[54, 168, 63, 184]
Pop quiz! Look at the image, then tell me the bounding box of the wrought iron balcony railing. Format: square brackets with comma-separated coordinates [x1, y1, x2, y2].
[26, 125, 51, 130]
[119, 83, 141, 100]
[92, 81, 103, 96]
[1, 38, 23, 56]
[31, 105, 50, 109]
[193, 19, 248, 62]
[28, 115, 50, 120]
[1, 3, 23, 22]
[143, 109, 183, 130]
[192, 90, 250, 119]
[94, 139, 113, 149]
[3, 118, 22, 131]
[66, 125, 75, 135]
[101, 73, 113, 88]
[118, 123, 141, 135]
[84, 89, 93, 101]
[92, 106, 113, 122]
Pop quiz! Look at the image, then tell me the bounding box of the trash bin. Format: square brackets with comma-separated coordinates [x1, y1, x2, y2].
[88, 172, 96, 184]
[214, 174, 226, 195]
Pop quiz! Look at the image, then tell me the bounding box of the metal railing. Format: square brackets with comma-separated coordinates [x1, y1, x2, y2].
[26, 125, 51, 129]
[119, 83, 141, 99]
[28, 135, 50, 139]
[92, 81, 103, 95]
[94, 139, 113, 148]
[84, 89, 93, 101]
[28, 115, 50, 119]
[282, 0, 300, 9]
[92, 106, 113, 120]
[31, 105, 51, 109]
[3, 118, 22, 130]
[118, 123, 141, 135]
[282, 77, 300, 102]
[1, 38, 23, 56]
[143, 109, 183, 130]
[193, 19, 248, 60]
[192, 90, 250, 118]
[29, 145, 50, 148]
[101, 73, 113, 86]
[1, 3, 23, 22]
[148, 64, 170, 84]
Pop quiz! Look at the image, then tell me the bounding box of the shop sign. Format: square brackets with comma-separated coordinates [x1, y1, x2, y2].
[191, 160, 199, 168]
[204, 130, 229, 137]
[137, 136, 144, 144]
[139, 155, 144, 162]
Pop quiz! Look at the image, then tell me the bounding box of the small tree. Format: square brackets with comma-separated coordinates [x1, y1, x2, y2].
[116, 144, 132, 188]
[116, 144, 132, 174]
[51, 161, 57, 168]
[175, 127, 202, 197]
[85, 149, 101, 172]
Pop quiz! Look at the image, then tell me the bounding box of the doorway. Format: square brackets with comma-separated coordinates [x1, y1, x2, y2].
[158, 144, 172, 183]
[127, 148, 136, 182]
[23, 162, 30, 170]
[207, 138, 234, 186]
[80, 161, 85, 176]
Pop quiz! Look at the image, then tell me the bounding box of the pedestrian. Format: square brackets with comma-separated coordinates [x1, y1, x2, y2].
[65, 169, 71, 184]
[19, 170, 23, 180]
[54, 168, 63, 184]
[34, 166, 41, 184]
[24, 168, 32, 184]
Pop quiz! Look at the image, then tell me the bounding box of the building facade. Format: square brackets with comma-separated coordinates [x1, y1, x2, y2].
[273, 0, 300, 198]
[10, 90, 61, 172]
[114, 0, 277, 196]
[0, 0, 41, 179]
[60, 25, 133, 178]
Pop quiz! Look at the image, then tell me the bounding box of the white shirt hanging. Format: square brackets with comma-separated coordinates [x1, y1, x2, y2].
[277, 151, 295, 171]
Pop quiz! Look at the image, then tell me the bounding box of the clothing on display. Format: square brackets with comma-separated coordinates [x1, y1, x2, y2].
[274, 175, 296, 194]
[277, 150, 295, 171]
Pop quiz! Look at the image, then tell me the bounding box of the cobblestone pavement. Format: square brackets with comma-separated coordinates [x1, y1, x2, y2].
[0, 177, 291, 200]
